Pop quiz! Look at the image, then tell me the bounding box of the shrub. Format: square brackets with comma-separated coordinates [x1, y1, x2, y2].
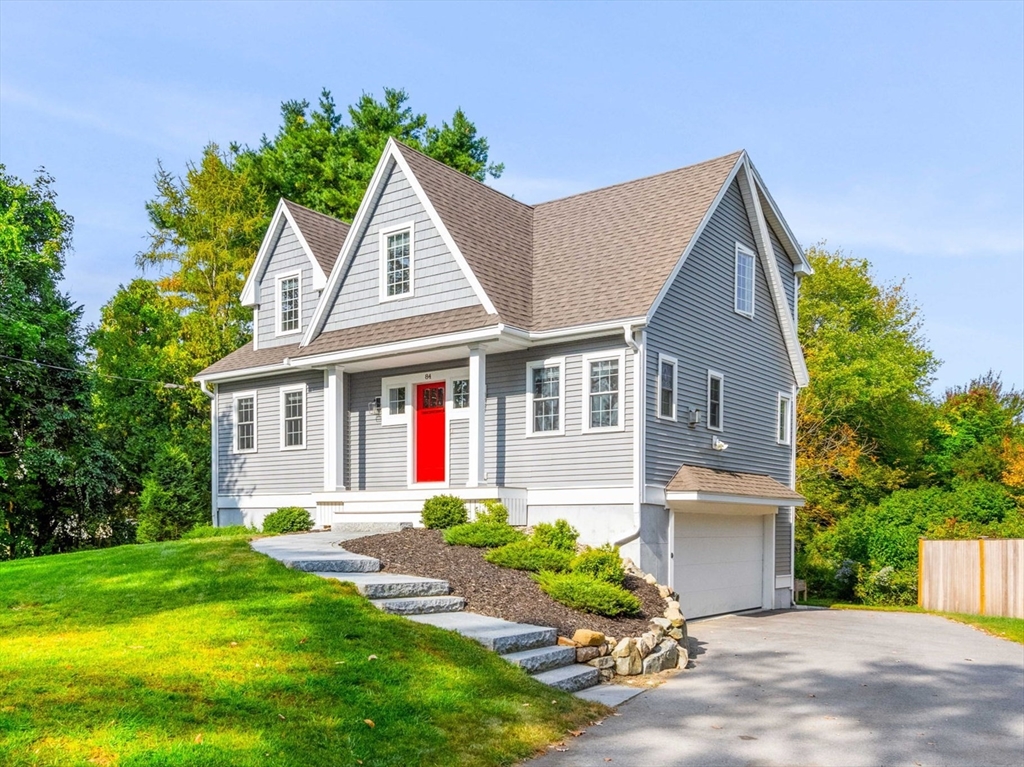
[443, 522, 525, 548]
[571, 544, 625, 585]
[854, 566, 918, 606]
[484, 540, 573, 572]
[181, 525, 258, 540]
[421, 495, 468, 529]
[531, 519, 579, 552]
[474, 500, 509, 525]
[262, 507, 313, 535]
[533, 571, 641, 617]
[135, 445, 207, 543]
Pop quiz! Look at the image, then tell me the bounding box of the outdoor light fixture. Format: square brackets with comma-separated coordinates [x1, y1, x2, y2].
[712, 436, 729, 451]
[687, 408, 701, 427]
[368, 397, 381, 416]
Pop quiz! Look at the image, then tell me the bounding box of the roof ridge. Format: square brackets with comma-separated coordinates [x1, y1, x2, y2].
[282, 198, 351, 227]
[535, 149, 745, 207]
[391, 140, 535, 212]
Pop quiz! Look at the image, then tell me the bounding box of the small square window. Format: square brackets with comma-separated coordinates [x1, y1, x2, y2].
[453, 379, 469, 409]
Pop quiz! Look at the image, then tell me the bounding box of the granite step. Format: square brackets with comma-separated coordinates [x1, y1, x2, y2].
[371, 595, 466, 615]
[407, 612, 558, 653]
[501, 645, 577, 674]
[283, 555, 380, 573]
[316, 572, 450, 599]
[532, 663, 600, 693]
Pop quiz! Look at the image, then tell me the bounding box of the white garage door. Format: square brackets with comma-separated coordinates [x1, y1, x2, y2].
[674, 512, 764, 619]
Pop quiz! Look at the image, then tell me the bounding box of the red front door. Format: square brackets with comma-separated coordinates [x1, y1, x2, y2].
[415, 382, 446, 483]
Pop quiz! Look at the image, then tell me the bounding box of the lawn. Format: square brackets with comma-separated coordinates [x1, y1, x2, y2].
[797, 599, 1024, 644]
[0, 536, 604, 767]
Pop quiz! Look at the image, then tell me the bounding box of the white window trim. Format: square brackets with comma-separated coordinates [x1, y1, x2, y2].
[381, 380, 409, 427]
[656, 353, 678, 422]
[450, 377, 472, 418]
[707, 369, 724, 432]
[734, 243, 756, 319]
[279, 384, 307, 451]
[275, 271, 303, 336]
[581, 350, 626, 433]
[777, 392, 792, 445]
[378, 221, 415, 303]
[232, 391, 257, 454]
[526, 357, 566, 437]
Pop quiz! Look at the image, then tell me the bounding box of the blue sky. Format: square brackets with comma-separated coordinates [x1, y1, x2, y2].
[1, 1, 1021, 394]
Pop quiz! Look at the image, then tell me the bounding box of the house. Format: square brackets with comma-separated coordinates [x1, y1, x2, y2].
[196, 139, 810, 619]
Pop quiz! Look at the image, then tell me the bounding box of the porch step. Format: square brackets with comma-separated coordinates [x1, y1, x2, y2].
[531, 664, 600, 693]
[406, 612, 558, 653]
[283, 555, 381, 573]
[501, 645, 577, 674]
[315, 572, 451, 599]
[371, 596, 466, 615]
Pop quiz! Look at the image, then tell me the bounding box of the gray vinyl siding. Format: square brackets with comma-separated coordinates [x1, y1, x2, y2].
[646, 178, 795, 487]
[346, 370, 408, 490]
[321, 163, 481, 333]
[485, 336, 633, 488]
[216, 370, 324, 495]
[775, 508, 792, 576]
[770, 224, 797, 319]
[450, 419, 469, 487]
[256, 222, 318, 349]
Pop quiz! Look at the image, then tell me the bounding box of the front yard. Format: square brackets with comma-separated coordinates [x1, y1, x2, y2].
[0, 536, 603, 766]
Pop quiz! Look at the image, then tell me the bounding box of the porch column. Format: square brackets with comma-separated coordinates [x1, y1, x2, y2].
[467, 345, 486, 487]
[324, 365, 345, 491]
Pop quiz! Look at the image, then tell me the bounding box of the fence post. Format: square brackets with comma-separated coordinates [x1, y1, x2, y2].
[918, 538, 924, 608]
[979, 538, 986, 616]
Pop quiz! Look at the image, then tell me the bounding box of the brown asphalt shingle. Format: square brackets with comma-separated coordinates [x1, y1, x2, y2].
[283, 200, 349, 276]
[667, 464, 803, 501]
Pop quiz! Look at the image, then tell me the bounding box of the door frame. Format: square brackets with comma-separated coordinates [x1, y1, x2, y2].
[413, 380, 448, 485]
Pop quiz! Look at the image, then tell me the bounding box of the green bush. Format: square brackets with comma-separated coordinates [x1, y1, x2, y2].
[421, 495, 468, 530]
[531, 519, 579, 552]
[854, 566, 918, 606]
[444, 521, 525, 548]
[474, 500, 509, 525]
[181, 525, 258, 540]
[262, 507, 313, 535]
[533, 571, 641, 617]
[485, 541, 573, 572]
[135, 445, 207, 543]
[571, 544, 625, 585]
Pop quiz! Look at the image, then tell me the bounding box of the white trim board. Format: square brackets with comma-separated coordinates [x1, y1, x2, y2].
[667, 491, 805, 507]
[240, 199, 327, 307]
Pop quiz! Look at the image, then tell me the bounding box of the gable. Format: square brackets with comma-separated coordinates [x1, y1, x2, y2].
[255, 220, 321, 350]
[318, 163, 483, 334]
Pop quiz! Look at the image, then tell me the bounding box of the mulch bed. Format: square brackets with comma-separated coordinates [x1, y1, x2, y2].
[344, 528, 666, 638]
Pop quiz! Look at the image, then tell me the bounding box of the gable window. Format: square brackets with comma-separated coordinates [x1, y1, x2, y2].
[707, 371, 724, 431]
[777, 393, 792, 445]
[735, 244, 755, 317]
[277, 273, 301, 334]
[233, 393, 256, 453]
[453, 379, 469, 409]
[381, 224, 413, 300]
[657, 354, 677, 421]
[582, 351, 624, 432]
[280, 385, 306, 449]
[526, 358, 565, 435]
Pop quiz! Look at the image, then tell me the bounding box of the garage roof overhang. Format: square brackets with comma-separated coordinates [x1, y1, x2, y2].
[666, 491, 805, 516]
[665, 465, 805, 515]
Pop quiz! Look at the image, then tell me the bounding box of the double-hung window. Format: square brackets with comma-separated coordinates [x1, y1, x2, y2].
[527, 358, 564, 435]
[735, 244, 755, 317]
[707, 371, 724, 431]
[280, 385, 306, 449]
[777, 393, 792, 445]
[381, 224, 413, 300]
[277, 273, 301, 334]
[452, 379, 470, 410]
[657, 354, 677, 421]
[583, 352, 624, 431]
[233, 393, 256, 453]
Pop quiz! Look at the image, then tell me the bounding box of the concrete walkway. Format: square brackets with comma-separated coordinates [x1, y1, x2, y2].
[527, 609, 1024, 766]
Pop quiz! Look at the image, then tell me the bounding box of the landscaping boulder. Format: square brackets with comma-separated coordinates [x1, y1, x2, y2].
[587, 655, 615, 670]
[557, 636, 578, 647]
[576, 646, 601, 663]
[640, 631, 659, 655]
[572, 629, 606, 647]
[643, 573, 658, 585]
[665, 606, 685, 627]
[657, 584, 673, 599]
[611, 637, 634, 658]
[614, 643, 643, 676]
[642, 638, 680, 674]
[650, 617, 672, 631]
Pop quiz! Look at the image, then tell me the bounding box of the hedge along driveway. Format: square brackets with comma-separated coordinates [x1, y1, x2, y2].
[0, 537, 603, 767]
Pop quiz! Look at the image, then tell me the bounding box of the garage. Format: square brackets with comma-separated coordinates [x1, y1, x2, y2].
[673, 512, 766, 618]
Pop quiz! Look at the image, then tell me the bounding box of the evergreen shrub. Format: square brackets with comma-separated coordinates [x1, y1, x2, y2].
[531, 519, 579, 552]
[570, 544, 625, 585]
[484, 541, 573, 572]
[421, 495, 468, 529]
[532, 571, 641, 617]
[262, 507, 313, 535]
[443, 522, 525, 548]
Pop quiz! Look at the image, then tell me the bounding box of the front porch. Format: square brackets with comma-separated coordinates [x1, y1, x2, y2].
[314, 486, 529, 529]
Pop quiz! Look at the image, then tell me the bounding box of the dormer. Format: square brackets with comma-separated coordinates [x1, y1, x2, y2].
[240, 200, 349, 350]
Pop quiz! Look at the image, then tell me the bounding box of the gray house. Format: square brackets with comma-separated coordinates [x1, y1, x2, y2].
[196, 139, 809, 619]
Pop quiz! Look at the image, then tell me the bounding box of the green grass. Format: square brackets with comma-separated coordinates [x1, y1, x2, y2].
[0, 538, 604, 766]
[796, 598, 1024, 645]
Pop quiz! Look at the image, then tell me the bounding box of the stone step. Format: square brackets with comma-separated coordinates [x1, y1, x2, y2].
[406, 612, 558, 653]
[316, 572, 450, 599]
[371, 596, 466, 615]
[501, 645, 577, 674]
[283, 555, 381, 573]
[531, 663, 600, 693]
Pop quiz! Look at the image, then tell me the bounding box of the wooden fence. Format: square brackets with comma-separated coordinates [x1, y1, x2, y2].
[919, 539, 1024, 618]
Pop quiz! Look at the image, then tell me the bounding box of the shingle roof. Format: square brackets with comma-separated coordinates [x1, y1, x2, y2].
[199, 305, 496, 376]
[283, 200, 349, 276]
[666, 464, 803, 501]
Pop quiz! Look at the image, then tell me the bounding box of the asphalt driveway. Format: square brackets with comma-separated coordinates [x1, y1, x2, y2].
[529, 609, 1024, 766]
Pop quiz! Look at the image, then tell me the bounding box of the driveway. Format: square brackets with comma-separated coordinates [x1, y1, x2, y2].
[529, 609, 1024, 766]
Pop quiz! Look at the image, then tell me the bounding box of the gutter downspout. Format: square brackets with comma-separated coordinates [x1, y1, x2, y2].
[616, 322, 645, 547]
[200, 380, 218, 526]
